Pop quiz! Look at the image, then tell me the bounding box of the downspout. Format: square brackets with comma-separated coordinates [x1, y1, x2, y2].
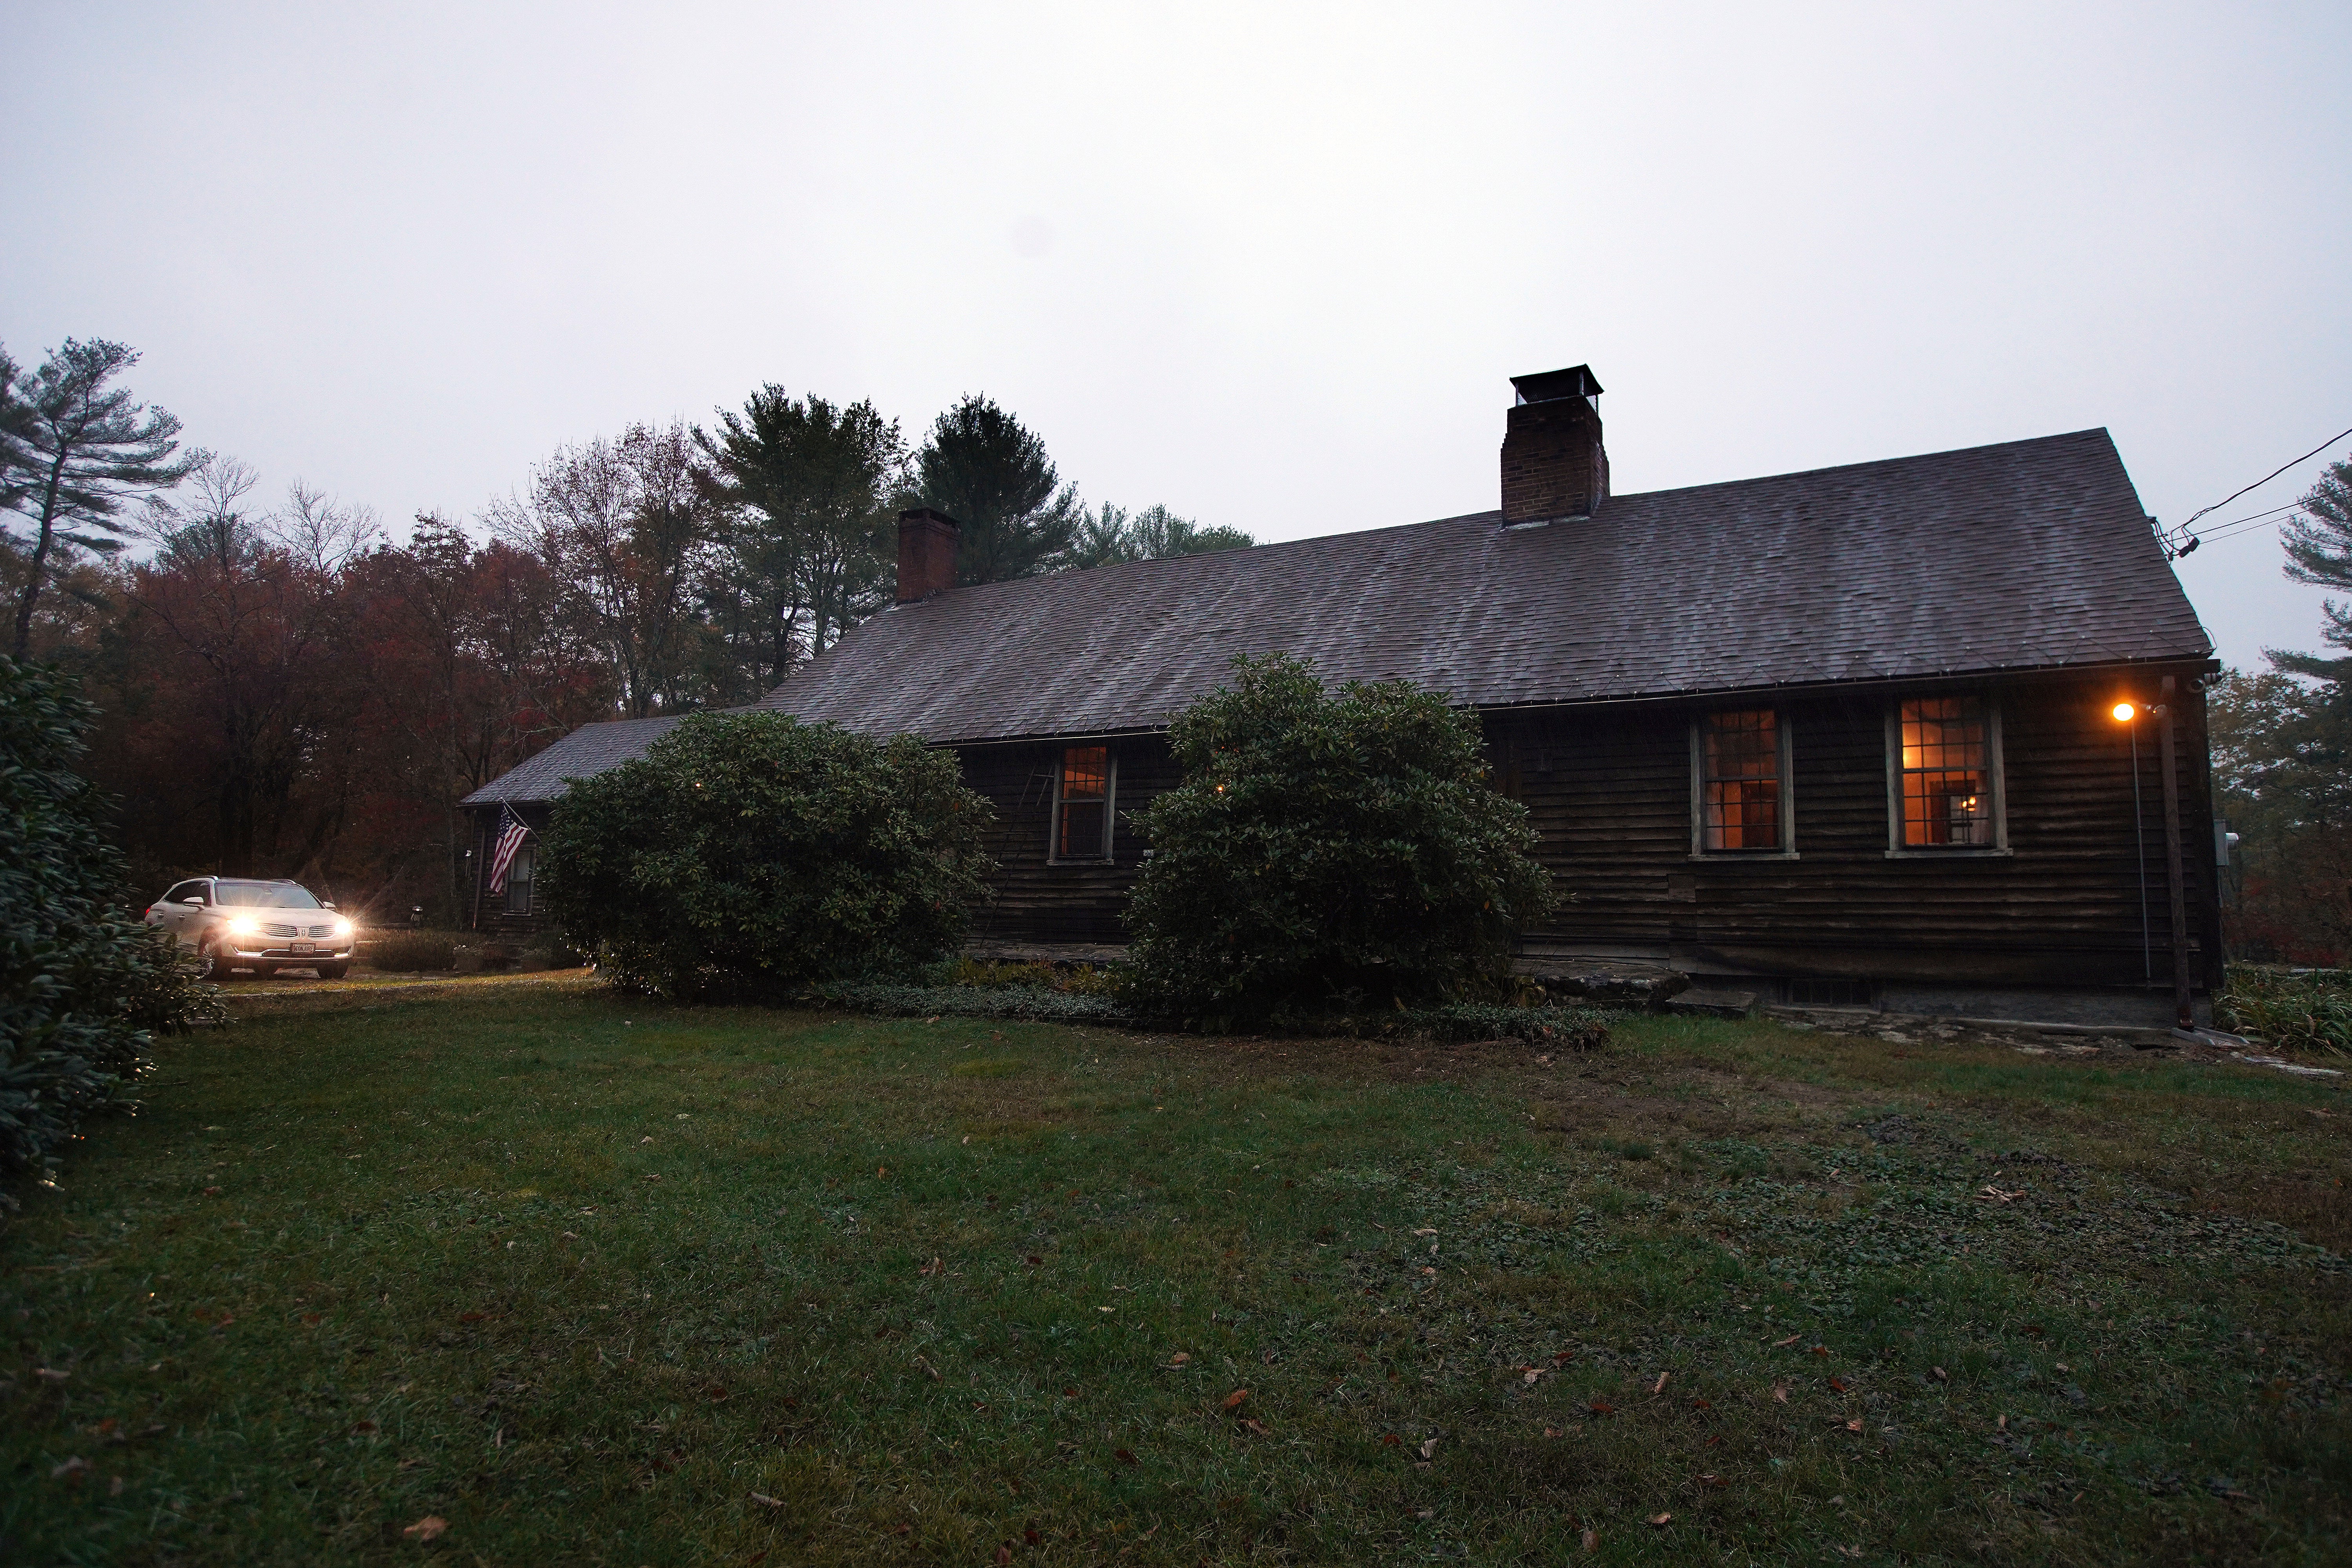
[2158, 675, 2192, 1030]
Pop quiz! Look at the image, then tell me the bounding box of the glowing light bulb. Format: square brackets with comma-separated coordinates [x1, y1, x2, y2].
[2111, 702, 2136, 723]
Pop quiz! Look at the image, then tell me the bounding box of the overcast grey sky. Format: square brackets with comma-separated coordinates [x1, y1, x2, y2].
[6, 2, 2347, 672]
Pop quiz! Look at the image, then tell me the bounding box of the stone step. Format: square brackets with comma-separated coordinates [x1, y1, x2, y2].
[1668, 988, 1760, 1019]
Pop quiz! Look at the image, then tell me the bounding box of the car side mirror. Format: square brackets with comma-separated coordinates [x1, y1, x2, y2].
[321, 902, 338, 911]
[181, 897, 203, 907]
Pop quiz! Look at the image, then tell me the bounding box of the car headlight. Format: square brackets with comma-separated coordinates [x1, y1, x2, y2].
[333, 918, 354, 940]
[227, 915, 261, 938]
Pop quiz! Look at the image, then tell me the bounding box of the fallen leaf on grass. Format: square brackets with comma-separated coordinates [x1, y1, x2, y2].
[1062, 1387, 1078, 1398]
[1844, 1418, 1864, 1432]
[51, 1455, 89, 1481]
[1169, 1352, 1191, 1366]
[402, 1515, 448, 1541]
[1648, 1512, 1672, 1527]
[1689, 1397, 1712, 1410]
[34, 1368, 69, 1383]
[1588, 1401, 1615, 1417]
[703, 1384, 730, 1402]
[301, 1313, 323, 1326]
[1025, 1255, 1043, 1266]
[1412, 1228, 1437, 1237]
[1222, 1389, 1250, 1411]
[1931, 1366, 1949, 1382]
[458, 1312, 487, 1324]
[995, 1546, 1011, 1566]
[1581, 1528, 1598, 1551]
[1653, 1371, 1670, 1395]
[1114, 1448, 1138, 1466]
[1829, 1376, 1848, 1392]
[352, 1420, 378, 1434]
[1810, 1346, 1828, 1357]
[914, 1357, 941, 1382]
[1419, 1437, 1439, 1460]
[1543, 1426, 1563, 1438]
[202, 1187, 221, 1197]
[1698, 1472, 1726, 1488]
[1523, 1368, 1542, 1385]
[1238, 1418, 1270, 1436]
[916, 1257, 942, 1277]
[1552, 1349, 1573, 1365]
[1771, 1383, 1789, 1403]
[1773, 1334, 1800, 1348]
[750, 1491, 784, 1508]
[1381, 1433, 1402, 1446]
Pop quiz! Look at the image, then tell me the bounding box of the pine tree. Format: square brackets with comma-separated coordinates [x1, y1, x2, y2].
[913, 395, 1082, 584]
[2, 339, 200, 658]
[2272, 458, 2352, 684]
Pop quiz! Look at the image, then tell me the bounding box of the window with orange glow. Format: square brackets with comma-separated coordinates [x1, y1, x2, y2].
[1054, 746, 1112, 860]
[1898, 697, 1993, 846]
[1702, 710, 1781, 850]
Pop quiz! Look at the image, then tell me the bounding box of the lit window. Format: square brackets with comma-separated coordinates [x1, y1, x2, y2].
[1897, 697, 1994, 847]
[1701, 710, 1782, 851]
[1053, 746, 1112, 860]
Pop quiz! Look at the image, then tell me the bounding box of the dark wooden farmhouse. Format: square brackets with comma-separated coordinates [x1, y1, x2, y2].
[463, 367, 2222, 1026]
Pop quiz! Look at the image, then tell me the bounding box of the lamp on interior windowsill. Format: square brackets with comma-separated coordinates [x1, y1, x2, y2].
[2111, 688, 2193, 1029]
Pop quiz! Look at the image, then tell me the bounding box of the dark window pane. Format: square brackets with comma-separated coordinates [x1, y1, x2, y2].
[505, 847, 535, 914]
[1058, 800, 1106, 859]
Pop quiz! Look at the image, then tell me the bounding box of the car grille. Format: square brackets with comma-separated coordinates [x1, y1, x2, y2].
[261, 923, 338, 939]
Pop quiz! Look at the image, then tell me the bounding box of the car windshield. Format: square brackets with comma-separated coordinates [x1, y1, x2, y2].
[213, 880, 322, 909]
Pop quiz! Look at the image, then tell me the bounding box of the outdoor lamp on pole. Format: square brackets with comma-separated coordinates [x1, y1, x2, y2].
[2111, 685, 2195, 1031]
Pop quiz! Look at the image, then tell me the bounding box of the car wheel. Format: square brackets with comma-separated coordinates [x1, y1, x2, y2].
[192, 940, 218, 981]
[317, 963, 348, 980]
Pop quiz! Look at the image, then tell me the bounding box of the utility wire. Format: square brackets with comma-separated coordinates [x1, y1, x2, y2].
[2178, 423, 2352, 534]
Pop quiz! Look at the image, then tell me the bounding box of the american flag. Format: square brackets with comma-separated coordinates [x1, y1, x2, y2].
[488, 805, 531, 894]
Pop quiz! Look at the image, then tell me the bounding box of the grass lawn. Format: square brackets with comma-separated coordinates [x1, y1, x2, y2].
[3, 975, 2348, 1565]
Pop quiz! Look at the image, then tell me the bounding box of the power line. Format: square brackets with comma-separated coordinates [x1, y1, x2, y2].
[2157, 422, 2350, 561]
[2193, 500, 2307, 544]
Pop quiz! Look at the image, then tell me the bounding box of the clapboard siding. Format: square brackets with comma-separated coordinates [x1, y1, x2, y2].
[470, 667, 2224, 996]
[1490, 667, 2218, 987]
[959, 737, 1178, 944]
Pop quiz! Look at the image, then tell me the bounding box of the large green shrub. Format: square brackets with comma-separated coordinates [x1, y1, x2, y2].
[541, 711, 996, 1000]
[1124, 655, 1555, 1023]
[0, 658, 221, 1189]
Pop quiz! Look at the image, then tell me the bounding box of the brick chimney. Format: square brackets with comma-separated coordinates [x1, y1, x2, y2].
[896, 507, 962, 602]
[1500, 365, 1608, 524]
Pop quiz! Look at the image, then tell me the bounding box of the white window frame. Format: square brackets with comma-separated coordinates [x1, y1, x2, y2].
[1048, 746, 1118, 864]
[1884, 695, 2009, 858]
[503, 842, 537, 915]
[1689, 708, 1797, 859]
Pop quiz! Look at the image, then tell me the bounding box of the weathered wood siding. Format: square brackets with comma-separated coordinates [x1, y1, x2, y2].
[1487, 667, 2221, 988]
[465, 804, 551, 938]
[957, 736, 1179, 944]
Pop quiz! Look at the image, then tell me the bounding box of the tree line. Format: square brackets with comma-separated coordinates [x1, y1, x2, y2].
[0, 338, 1251, 919]
[2210, 454, 2352, 963]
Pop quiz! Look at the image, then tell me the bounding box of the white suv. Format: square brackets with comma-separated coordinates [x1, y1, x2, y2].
[146, 877, 356, 980]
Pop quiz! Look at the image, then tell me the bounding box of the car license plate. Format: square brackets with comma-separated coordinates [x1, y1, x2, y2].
[291, 940, 315, 953]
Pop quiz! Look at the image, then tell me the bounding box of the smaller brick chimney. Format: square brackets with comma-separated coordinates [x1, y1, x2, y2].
[896, 507, 962, 602]
[1500, 365, 1608, 524]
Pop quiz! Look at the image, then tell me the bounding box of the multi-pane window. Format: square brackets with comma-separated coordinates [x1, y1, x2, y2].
[1897, 697, 1994, 847]
[1054, 746, 1112, 860]
[1701, 710, 1782, 851]
[504, 844, 535, 915]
